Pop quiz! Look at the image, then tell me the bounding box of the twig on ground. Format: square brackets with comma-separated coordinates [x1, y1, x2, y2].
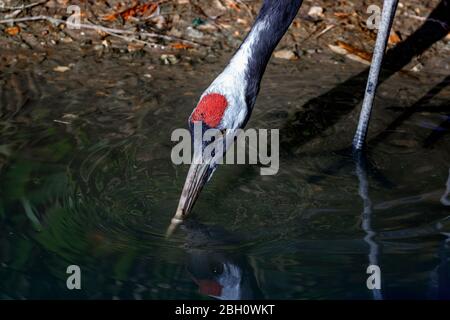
[0, 15, 206, 47]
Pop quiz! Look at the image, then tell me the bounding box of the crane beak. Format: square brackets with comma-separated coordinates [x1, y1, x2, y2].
[167, 161, 211, 237]
[167, 127, 234, 237]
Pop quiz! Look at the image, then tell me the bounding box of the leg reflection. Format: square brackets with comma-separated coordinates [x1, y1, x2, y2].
[428, 235, 450, 299]
[354, 151, 383, 300]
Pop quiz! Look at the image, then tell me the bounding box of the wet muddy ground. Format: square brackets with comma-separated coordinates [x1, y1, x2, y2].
[0, 0, 450, 299]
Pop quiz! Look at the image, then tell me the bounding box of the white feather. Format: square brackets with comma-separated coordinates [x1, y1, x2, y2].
[194, 18, 269, 129]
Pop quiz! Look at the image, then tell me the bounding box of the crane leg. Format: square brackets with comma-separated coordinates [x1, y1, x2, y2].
[353, 0, 399, 151]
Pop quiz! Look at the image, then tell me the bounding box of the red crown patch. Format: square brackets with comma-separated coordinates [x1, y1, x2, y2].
[191, 93, 228, 128]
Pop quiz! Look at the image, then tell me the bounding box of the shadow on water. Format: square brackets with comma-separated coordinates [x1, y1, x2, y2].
[370, 75, 450, 149]
[307, 74, 450, 186]
[423, 114, 450, 149]
[1, 117, 449, 298]
[354, 151, 450, 299]
[182, 156, 450, 300]
[281, 0, 450, 152]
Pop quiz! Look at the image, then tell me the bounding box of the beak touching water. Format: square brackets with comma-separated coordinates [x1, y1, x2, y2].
[166, 143, 218, 237]
[172, 162, 210, 221]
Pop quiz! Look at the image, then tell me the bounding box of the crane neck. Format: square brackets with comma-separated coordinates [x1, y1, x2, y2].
[229, 0, 303, 108]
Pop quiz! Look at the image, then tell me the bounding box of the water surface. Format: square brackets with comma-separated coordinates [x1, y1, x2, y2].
[0, 52, 449, 299]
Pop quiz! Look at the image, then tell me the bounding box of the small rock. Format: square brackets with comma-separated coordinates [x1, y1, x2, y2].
[197, 22, 218, 32]
[160, 54, 179, 65]
[53, 66, 70, 72]
[204, 54, 217, 63]
[102, 39, 110, 47]
[60, 37, 73, 43]
[308, 6, 324, 20]
[152, 15, 166, 30]
[411, 63, 423, 72]
[274, 49, 297, 60]
[93, 44, 104, 51]
[186, 26, 204, 39]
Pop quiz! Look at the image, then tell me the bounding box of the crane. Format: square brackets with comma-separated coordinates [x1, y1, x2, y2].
[169, 0, 399, 232]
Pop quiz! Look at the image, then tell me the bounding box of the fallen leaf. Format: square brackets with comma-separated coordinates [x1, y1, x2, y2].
[5, 26, 20, 36]
[388, 31, 401, 45]
[329, 42, 372, 65]
[411, 63, 424, 73]
[334, 12, 350, 18]
[102, 3, 158, 21]
[170, 42, 193, 50]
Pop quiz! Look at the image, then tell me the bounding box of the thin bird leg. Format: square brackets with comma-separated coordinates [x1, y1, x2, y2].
[353, 0, 399, 150]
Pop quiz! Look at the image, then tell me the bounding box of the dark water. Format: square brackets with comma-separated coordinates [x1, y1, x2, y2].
[0, 52, 449, 299]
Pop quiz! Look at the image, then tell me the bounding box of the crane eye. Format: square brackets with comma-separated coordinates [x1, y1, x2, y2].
[209, 261, 224, 275]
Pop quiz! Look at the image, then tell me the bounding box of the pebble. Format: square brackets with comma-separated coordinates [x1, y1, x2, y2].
[274, 49, 297, 60]
[160, 54, 179, 65]
[185, 26, 204, 39]
[308, 6, 324, 20]
[53, 65, 71, 72]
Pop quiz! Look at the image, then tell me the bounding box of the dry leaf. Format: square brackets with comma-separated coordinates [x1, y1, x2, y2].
[388, 31, 401, 45]
[329, 42, 372, 65]
[102, 3, 158, 22]
[170, 42, 194, 50]
[336, 41, 372, 62]
[334, 12, 350, 18]
[5, 26, 20, 36]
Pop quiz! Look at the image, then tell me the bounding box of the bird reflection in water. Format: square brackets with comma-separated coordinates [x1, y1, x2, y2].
[180, 220, 263, 300]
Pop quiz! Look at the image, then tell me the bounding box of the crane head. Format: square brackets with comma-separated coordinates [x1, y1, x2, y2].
[168, 85, 250, 235]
